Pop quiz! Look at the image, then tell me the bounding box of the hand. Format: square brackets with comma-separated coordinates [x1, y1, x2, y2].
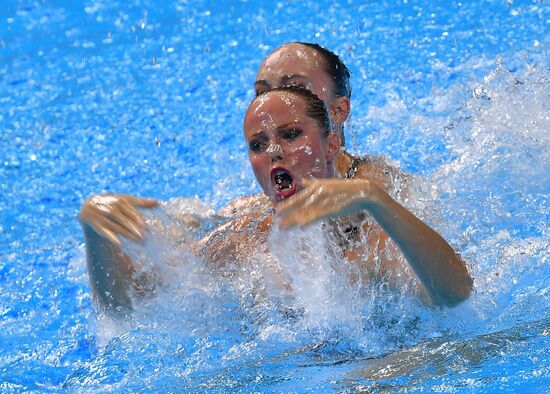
[276, 178, 379, 228]
[79, 194, 158, 247]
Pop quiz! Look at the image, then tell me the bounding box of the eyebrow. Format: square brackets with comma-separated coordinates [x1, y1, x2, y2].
[254, 74, 309, 91]
[276, 122, 299, 129]
[254, 80, 271, 90]
[249, 122, 299, 137]
[248, 130, 267, 138]
[279, 74, 308, 85]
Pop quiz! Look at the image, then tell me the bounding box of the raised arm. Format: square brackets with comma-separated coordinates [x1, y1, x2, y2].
[79, 194, 158, 314]
[276, 178, 472, 307]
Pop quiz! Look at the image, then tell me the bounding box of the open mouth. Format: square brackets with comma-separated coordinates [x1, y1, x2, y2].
[270, 167, 296, 199]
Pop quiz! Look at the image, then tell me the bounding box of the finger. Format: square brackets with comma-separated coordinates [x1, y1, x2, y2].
[279, 210, 322, 229]
[281, 185, 333, 218]
[278, 214, 301, 229]
[105, 215, 144, 242]
[124, 195, 159, 208]
[300, 178, 318, 188]
[106, 203, 145, 240]
[277, 187, 326, 227]
[89, 200, 143, 241]
[279, 203, 331, 229]
[81, 197, 143, 239]
[117, 198, 147, 229]
[91, 214, 142, 242]
[90, 215, 147, 246]
[80, 195, 148, 239]
[280, 194, 345, 229]
[85, 216, 122, 247]
[276, 185, 317, 213]
[100, 227, 122, 248]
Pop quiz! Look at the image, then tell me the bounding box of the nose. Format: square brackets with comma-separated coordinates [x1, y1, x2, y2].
[266, 142, 283, 161]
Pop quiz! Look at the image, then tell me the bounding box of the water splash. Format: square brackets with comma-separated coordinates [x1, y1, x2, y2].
[425, 63, 550, 334]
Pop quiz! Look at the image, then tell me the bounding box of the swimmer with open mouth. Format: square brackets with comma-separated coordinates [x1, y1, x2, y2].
[241, 85, 472, 306]
[244, 86, 338, 204]
[79, 84, 472, 314]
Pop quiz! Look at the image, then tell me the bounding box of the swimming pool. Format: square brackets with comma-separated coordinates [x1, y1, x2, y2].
[1, 0, 549, 391]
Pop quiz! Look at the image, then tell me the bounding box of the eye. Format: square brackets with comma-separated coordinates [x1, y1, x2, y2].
[255, 88, 268, 97]
[249, 139, 267, 152]
[288, 82, 308, 90]
[254, 83, 271, 97]
[282, 128, 302, 140]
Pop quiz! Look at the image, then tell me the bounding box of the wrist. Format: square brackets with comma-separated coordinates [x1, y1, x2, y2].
[355, 180, 388, 210]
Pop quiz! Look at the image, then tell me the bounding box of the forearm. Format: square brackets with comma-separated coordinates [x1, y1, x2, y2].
[274, 178, 472, 305]
[366, 190, 472, 306]
[83, 224, 134, 314]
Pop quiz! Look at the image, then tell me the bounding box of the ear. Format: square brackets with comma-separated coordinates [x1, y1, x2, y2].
[329, 96, 351, 125]
[325, 132, 341, 161]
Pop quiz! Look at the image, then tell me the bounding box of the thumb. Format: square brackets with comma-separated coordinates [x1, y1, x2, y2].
[126, 195, 159, 208]
[301, 178, 317, 188]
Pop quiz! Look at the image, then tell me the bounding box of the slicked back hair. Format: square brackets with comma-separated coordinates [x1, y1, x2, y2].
[294, 42, 352, 99]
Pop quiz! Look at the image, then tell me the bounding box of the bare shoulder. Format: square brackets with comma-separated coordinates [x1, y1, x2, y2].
[199, 205, 273, 267]
[217, 193, 269, 218]
[354, 155, 411, 199]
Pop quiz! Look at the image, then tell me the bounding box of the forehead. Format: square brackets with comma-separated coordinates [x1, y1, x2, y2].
[244, 92, 307, 132]
[258, 44, 326, 79]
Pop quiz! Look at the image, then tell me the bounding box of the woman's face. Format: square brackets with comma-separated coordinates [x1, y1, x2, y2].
[243, 91, 338, 201]
[254, 43, 336, 105]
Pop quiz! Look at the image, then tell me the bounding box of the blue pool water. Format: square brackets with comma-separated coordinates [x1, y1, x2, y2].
[1, 0, 549, 392]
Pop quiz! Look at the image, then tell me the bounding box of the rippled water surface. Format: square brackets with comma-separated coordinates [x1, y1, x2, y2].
[1, 0, 549, 392]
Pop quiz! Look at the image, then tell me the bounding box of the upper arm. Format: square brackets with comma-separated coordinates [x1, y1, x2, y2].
[344, 223, 402, 278]
[367, 228, 435, 304]
[344, 221, 432, 302]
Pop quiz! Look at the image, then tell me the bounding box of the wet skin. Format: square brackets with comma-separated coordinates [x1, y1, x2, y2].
[253, 43, 351, 145]
[209, 89, 473, 307]
[254, 43, 336, 103]
[244, 91, 339, 201]
[79, 44, 473, 313]
[218, 42, 393, 218]
[79, 90, 472, 312]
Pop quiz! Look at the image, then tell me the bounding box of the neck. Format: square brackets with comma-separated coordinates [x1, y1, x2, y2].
[334, 125, 345, 146]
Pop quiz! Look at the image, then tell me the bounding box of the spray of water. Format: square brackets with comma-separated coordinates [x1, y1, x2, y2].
[79, 61, 550, 386]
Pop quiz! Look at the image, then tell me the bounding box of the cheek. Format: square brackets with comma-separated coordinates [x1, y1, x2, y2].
[290, 139, 330, 177]
[248, 153, 262, 169]
[287, 138, 323, 164]
[249, 154, 269, 179]
[288, 142, 313, 156]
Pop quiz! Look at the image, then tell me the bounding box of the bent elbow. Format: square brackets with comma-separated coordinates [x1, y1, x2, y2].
[438, 272, 474, 307]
